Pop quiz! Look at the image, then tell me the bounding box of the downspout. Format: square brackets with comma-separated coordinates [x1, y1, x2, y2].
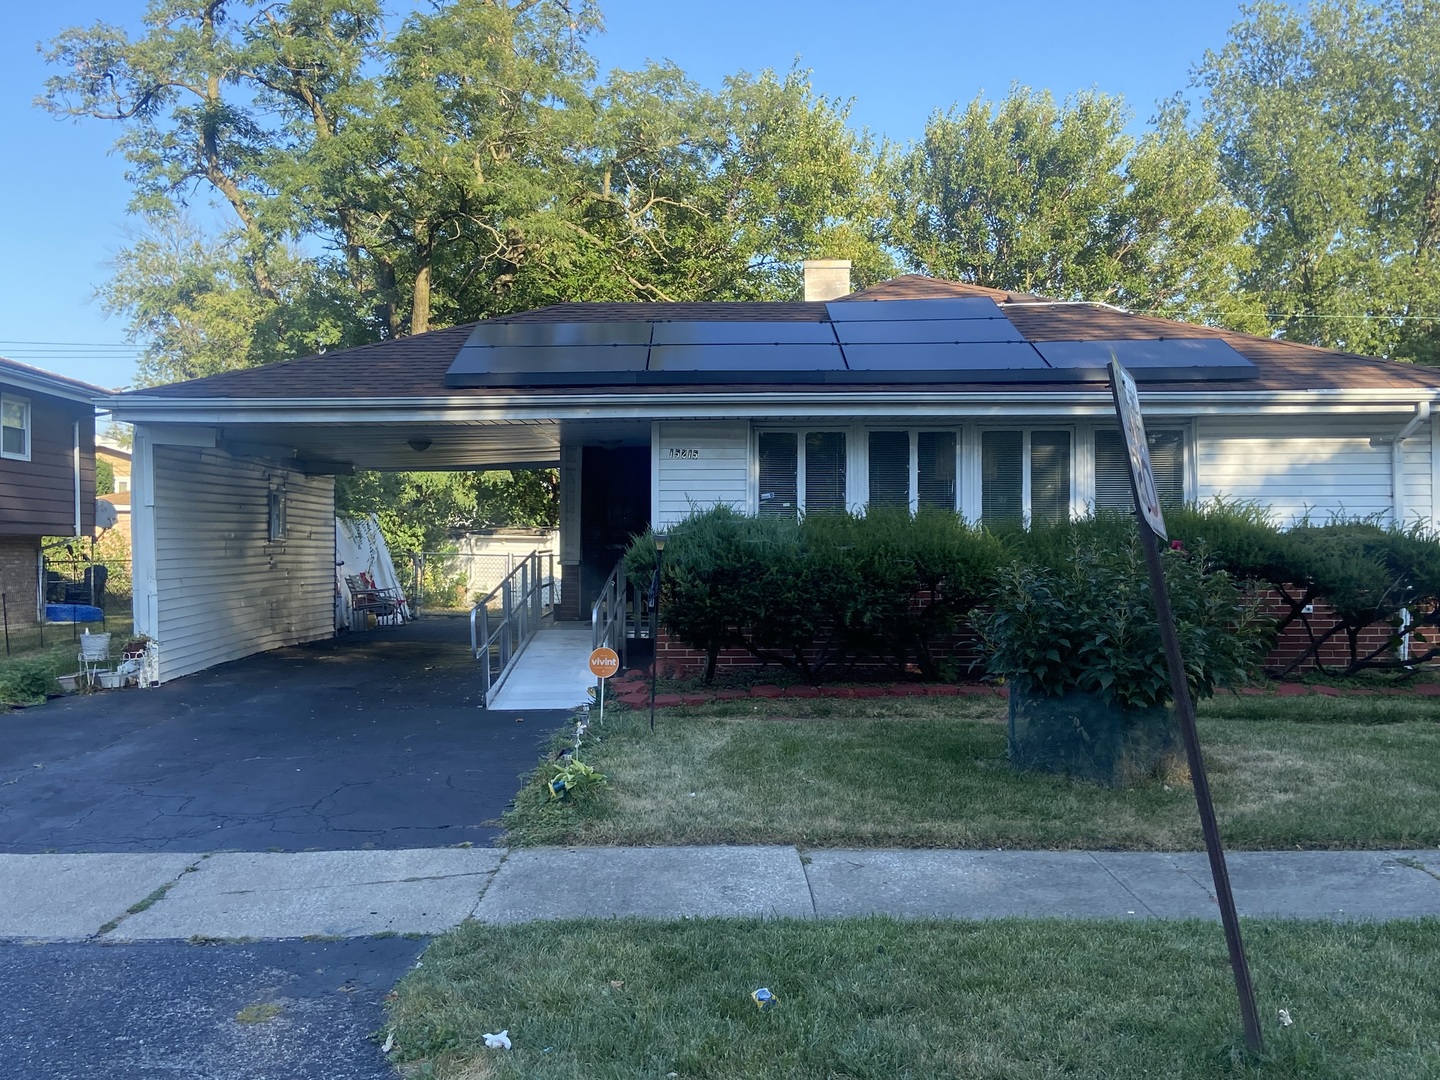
[73, 420, 81, 537]
[1371, 401, 1433, 661]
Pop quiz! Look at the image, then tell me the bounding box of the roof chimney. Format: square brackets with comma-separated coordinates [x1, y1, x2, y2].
[802, 259, 852, 301]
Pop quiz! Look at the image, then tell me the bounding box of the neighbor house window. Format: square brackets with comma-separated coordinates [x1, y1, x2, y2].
[1, 394, 30, 460]
[268, 484, 287, 541]
[868, 430, 958, 512]
[980, 428, 1072, 527]
[757, 430, 846, 517]
[1094, 428, 1186, 511]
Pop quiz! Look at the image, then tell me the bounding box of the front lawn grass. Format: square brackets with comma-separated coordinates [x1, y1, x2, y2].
[502, 695, 1440, 850]
[386, 916, 1440, 1079]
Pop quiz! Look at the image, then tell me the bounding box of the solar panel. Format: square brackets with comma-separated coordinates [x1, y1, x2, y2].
[832, 318, 1024, 345]
[1033, 338, 1257, 379]
[463, 321, 652, 348]
[839, 341, 1047, 371]
[650, 321, 834, 346]
[648, 343, 846, 374]
[825, 298, 1005, 322]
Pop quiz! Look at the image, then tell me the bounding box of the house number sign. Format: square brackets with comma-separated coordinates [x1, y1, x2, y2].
[666, 448, 700, 459]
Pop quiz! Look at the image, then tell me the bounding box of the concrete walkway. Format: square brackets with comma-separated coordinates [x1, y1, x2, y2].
[3, 847, 1438, 942]
[485, 621, 597, 710]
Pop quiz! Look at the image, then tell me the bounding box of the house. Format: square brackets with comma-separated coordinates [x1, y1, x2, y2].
[95, 435, 133, 542]
[0, 357, 103, 628]
[108, 267, 1440, 683]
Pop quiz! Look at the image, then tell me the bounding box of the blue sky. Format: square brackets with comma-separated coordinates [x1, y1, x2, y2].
[0, 1, 1244, 388]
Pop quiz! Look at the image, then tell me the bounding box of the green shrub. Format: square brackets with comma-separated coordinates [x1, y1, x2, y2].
[628, 507, 1004, 682]
[0, 659, 58, 707]
[981, 535, 1272, 709]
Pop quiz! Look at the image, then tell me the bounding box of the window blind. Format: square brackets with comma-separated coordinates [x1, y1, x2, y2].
[805, 431, 847, 513]
[917, 431, 957, 511]
[1030, 430, 1071, 526]
[868, 431, 910, 509]
[758, 432, 798, 517]
[981, 430, 1023, 526]
[1094, 429, 1184, 511]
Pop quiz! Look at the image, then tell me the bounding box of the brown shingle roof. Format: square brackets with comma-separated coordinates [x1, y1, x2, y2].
[120, 277, 1440, 401]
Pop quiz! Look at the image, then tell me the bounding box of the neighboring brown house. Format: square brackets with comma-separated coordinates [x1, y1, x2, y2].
[0, 357, 103, 627]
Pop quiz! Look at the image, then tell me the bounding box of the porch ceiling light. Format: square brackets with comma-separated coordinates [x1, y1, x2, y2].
[407, 438, 433, 452]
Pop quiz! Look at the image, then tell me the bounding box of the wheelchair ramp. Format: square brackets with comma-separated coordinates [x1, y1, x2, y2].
[485, 621, 596, 711]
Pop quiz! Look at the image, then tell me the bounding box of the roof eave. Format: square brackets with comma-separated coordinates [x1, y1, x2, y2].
[109, 385, 1440, 426]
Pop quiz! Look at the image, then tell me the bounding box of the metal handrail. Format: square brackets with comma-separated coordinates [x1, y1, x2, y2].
[591, 556, 628, 671]
[470, 550, 555, 705]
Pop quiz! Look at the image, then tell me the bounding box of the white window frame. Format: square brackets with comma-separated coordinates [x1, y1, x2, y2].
[861, 427, 963, 514]
[971, 425, 1079, 528]
[753, 424, 966, 516]
[1, 393, 31, 462]
[1083, 421, 1195, 512]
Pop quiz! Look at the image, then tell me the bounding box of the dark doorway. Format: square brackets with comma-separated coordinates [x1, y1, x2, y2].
[580, 446, 650, 613]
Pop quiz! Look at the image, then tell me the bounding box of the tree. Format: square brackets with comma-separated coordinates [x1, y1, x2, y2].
[1196, 0, 1440, 361]
[892, 86, 1258, 325]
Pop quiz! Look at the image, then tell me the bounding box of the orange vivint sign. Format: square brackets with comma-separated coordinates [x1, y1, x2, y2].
[588, 647, 620, 679]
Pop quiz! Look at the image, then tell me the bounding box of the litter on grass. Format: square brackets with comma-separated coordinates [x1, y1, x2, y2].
[752, 988, 778, 1011]
[484, 1030, 513, 1050]
[1279, 1009, 1294, 1027]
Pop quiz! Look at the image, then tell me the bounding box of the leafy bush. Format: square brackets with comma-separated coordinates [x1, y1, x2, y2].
[981, 535, 1272, 709]
[0, 659, 59, 707]
[627, 507, 1005, 682]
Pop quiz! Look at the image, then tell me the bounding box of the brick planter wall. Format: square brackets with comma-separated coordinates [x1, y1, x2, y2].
[649, 591, 1409, 681]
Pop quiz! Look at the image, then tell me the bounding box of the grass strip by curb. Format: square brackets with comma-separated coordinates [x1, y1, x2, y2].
[387, 916, 1440, 1080]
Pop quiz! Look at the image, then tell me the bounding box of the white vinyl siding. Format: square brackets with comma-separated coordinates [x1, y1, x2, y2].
[1195, 417, 1393, 524]
[150, 445, 334, 682]
[654, 422, 749, 529]
[1401, 431, 1433, 526]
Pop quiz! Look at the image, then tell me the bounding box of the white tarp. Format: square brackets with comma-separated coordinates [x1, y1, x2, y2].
[335, 515, 409, 629]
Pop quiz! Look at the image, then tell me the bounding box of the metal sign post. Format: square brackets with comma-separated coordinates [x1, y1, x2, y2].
[1109, 359, 1264, 1055]
[588, 646, 619, 725]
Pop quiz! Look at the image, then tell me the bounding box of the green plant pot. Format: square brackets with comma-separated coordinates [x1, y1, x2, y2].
[1007, 688, 1180, 788]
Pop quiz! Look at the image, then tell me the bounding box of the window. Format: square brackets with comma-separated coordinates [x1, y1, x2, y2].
[268, 484, 287, 541]
[757, 430, 846, 517]
[868, 430, 958, 512]
[981, 429, 1072, 527]
[1, 395, 29, 460]
[1094, 428, 1185, 511]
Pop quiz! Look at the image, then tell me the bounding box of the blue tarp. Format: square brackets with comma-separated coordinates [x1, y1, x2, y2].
[45, 603, 104, 624]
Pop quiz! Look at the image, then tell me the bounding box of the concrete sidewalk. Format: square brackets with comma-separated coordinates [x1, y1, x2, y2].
[2, 846, 1438, 942]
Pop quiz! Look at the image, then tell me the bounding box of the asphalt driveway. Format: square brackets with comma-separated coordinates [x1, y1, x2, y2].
[0, 618, 567, 853]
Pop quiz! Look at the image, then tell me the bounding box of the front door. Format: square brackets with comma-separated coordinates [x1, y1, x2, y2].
[579, 446, 650, 614]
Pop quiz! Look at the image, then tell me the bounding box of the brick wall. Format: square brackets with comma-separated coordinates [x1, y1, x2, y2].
[649, 592, 1406, 681]
[1258, 589, 1402, 673]
[0, 535, 40, 627]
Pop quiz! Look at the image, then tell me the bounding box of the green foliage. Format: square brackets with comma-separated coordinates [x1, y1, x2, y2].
[546, 758, 607, 801]
[892, 87, 1262, 328]
[336, 468, 558, 560]
[1165, 502, 1440, 674]
[94, 459, 114, 497]
[981, 533, 1272, 709]
[0, 659, 60, 707]
[1197, 0, 1440, 361]
[628, 506, 1004, 682]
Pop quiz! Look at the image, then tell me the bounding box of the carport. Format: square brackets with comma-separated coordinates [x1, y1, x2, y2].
[110, 325, 653, 683]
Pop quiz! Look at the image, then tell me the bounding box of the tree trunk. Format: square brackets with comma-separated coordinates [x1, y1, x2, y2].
[411, 234, 434, 336]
